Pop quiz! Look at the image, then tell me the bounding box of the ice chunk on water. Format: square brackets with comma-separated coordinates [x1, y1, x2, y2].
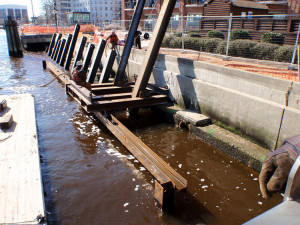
[124, 203, 129, 207]
[178, 164, 182, 168]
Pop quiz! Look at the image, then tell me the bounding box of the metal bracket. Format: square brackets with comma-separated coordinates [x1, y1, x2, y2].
[284, 156, 300, 201]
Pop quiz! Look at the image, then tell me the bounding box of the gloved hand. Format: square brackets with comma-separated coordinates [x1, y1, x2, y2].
[259, 135, 300, 198]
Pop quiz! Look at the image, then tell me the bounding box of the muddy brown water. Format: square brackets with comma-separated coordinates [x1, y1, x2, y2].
[0, 30, 282, 224]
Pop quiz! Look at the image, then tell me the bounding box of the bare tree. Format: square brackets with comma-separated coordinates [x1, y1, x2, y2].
[41, 0, 56, 25]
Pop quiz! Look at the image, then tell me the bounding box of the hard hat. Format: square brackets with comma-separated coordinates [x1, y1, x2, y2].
[76, 61, 83, 66]
[112, 29, 115, 33]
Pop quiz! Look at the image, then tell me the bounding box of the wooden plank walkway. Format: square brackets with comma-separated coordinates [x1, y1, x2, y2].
[0, 94, 46, 224]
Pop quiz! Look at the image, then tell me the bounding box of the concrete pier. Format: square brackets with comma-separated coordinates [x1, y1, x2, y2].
[0, 94, 46, 224]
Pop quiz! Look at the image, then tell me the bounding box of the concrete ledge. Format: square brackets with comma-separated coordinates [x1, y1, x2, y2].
[175, 110, 211, 127]
[158, 105, 269, 172]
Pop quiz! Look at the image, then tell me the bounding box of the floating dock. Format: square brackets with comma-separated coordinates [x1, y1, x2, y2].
[0, 94, 46, 224]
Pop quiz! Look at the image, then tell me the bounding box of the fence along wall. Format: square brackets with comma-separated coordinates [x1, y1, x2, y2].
[101, 46, 300, 150]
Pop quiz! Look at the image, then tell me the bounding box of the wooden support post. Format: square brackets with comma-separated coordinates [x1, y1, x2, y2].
[86, 39, 106, 84]
[0, 99, 7, 111]
[99, 49, 116, 83]
[65, 24, 80, 70]
[53, 40, 61, 61]
[254, 19, 258, 31]
[287, 19, 292, 32]
[72, 36, 87, 72]
[51, 34, 62, 59]
[56, 39, 66, 64]
[83, 43, 95, 72]
[59, 33, 72, 67]
[0, 114, 13, 129]
[154, 181, 175, 210]
[4, 16, 23, 57]
[47, 33, 57, 56]
[132, 0, 177, 97]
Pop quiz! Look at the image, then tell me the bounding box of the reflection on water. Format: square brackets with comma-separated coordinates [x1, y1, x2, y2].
[0, 30, 282, 224]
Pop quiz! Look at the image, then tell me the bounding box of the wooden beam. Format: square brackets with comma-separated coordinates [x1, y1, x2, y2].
[132, 0, 177, 97]
[47, 33, 56, 56]
[53, 40, 61, 61]
[99, 49, 116, 83]
[92, 86, 133, 95]
[65, 24, 80, 70]
[72, 36, 87, 72]
[94, 93, 132, 101]
[56, 39, 66, 63]
[86, 39, 106, 83]
[83, 43, 95, 71]
[87, 95, 168, 111]
[51, 33, 62, 59]
[59, 33, 72, 67]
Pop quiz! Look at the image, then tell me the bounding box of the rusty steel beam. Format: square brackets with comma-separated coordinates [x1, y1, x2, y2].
[132, 0, 177, 97]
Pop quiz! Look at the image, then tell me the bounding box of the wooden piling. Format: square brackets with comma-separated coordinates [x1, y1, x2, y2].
[83, 43, 95, 72]
[56, 39, 66, 63]
[47, 33, 57, 56]
[4, 16, 23, 57]
[51, 33, 62, 59]
[86, 39, 106, 83]
[72, 36, 87, 72]
[53, 40, 61, 62]
[99, 49, 116, 83]
[65, 24, 80, 70]
[59, 34, 72, 67]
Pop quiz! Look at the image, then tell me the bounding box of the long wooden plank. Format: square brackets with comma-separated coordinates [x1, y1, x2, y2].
[94, 111, 172, 185]
[0, 94, 45, 224]
[110, 114, 187, 190]
[87, 95, 168, 112]
[92, 86, 133, 95]
[94, 93, 132, 101]
[132, 0, 177, 97]
[47, 61, 70, 84]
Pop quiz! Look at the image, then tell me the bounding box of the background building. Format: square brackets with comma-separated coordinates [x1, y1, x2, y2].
[71, 0, 121, 24]
[0, 4, 29, 25]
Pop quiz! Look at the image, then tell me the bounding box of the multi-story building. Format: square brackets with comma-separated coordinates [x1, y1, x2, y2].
[0, 4, 29, 25]
[71, 0, 122, 24]
[55, 0, 72, 25]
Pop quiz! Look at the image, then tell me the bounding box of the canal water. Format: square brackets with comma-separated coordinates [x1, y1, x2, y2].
[0, 30, 282, 224]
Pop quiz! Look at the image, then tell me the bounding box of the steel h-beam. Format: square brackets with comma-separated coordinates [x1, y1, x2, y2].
[56, 39, 66, 63]
[132, 0, 177, 97]
[72, 36, 87, 72]
[86, 39, 106, 83]
[53, 40, 61, 61]
[47, 33, 57, 56]
[59, 33, 72, 67]
[114, 0, 147, 85]
[51, 33, 62, 59]
[99, 49, 116, 83]
[65, 24, 80, 70]
[83, 43, 95, 72]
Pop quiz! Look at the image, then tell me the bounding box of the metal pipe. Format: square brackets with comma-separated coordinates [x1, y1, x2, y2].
[226, 13, 232, 57]
[114, 0, 147, 85]
[291, 20, 300, 66]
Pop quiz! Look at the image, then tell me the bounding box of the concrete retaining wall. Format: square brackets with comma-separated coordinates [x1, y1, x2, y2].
[101, 46, 300, 150]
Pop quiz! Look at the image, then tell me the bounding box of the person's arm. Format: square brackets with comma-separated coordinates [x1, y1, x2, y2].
[259, 135, 300, 198]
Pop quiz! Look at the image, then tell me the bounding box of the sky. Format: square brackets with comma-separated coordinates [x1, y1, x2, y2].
[0, 0, 42, 18]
